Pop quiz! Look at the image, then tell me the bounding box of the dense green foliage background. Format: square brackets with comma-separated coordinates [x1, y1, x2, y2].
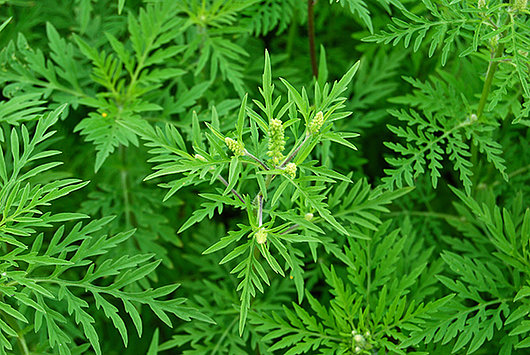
[0, 0, 529, 354]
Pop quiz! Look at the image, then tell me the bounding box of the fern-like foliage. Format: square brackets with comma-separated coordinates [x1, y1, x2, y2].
[403, 187, 530, 354]
[364, 0, 473, 65]
[362, 1, 530, 194]
[73, 2, 188, 171]
[80, 168, 183, 270]
[0, 2, 189, 171]
[0, 103, 211, 354]
[175, 0, 258, 95]
[242, 0, 300, 36]
[0, 23, 88, 106]
[121, 50, 364, 335]
[382, 106, 508, 194]
[365, 0, 530, 119]
[331, 0, 403, 34]
[151, 221, 292, 354]
[1, 0, 529, 353]
[253, 221, 453, 354]
[346, 48, 406, 130]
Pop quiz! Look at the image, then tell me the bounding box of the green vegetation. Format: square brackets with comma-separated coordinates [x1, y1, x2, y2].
[0, 0, 529, 354]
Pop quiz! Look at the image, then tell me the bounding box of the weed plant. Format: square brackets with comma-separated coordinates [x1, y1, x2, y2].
[0, 0, 529, 354]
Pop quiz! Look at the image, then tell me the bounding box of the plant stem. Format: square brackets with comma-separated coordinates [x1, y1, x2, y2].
[211, 317, 238, 355]
[261, 133, 310, 191]
[126, 33, 156, 99]
[258, 193, 263, 226]
[245, 150, 270, 170]
[281, 224, 299, 234]
[281, 134, 310, 168]
[217, 175, 245, 204]
[477, 43, 505, 120]
[489, 163, 530, 187]
[472, 41, 505, 188]
[120, 146, 132, 228]
[307, 0, 318, 77]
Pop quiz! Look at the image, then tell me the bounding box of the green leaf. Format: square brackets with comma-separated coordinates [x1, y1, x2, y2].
[0, 17, 12, 33]
[147, 329, 159, 355]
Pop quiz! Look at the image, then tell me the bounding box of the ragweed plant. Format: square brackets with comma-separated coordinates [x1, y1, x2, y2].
[253, 219, 453, 354]
[0, 102, 211, 354]
[1, 0, 529, 354]
[123, 50, 365, 334]
[365, 0, 529, 193]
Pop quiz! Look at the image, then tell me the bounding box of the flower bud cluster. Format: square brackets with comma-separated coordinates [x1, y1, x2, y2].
[267, 118, 286, 166]
[465, 113, 478, 125]
[351, 329, 371, 353]
[478, 0, 486, 10]
[255, 228, 267, 244]
[514, 0, 527, 11]
[284, 162, 297, 178]
[225, 137, 245, 156]
[308, 111, 324, 135]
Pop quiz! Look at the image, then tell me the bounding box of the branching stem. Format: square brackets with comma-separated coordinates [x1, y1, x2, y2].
[261, 133, 311, 193]
[281, 224, 299, 234]
[120, 146, 132, 228]
[472, 38, 505, 188]
[217, 175, 245, 204]
[281, 134, 310, 168]
[245, 150, 270, 171]
[255, 133, 313, 228]
[258, 193, 264, 226]
[477, 43, 505, 120]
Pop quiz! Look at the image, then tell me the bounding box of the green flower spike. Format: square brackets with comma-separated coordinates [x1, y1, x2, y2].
[285, 162, 297, 178]
[309, 111, 324, 135]
[225, 137, 245, 156]
[267, 118, 286, 166]
[514, 0, 527, 11]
